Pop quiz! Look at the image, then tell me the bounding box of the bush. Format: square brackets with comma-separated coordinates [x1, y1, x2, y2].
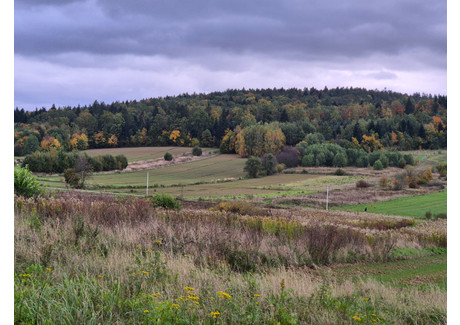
[244, 156, 262, 178]
[417, 169, 433, 185]
[356, 180, 370, 188]
[275, 163, 286, 173]
[275, 146, 301, 168]
[14, 165, 43, 198]
[115, 155, 128, 170]
[403, 154, 415, 166]
[64, 168, 82, 189]
[164, 152, 173, 161]
[398, 158, 406, 168]
[373, 160, 383, 170]
[150, 194, 182, 210]
[333, 153, 347, 167]
[334, 168, 345, 176]
[437, 163, 447, 177]
[356, 155, 369, 168]
[379, 176, 390, 189]
[192, 146, 202, 156]
[261, 153, 278, 175]
[301, 154, 314, 167]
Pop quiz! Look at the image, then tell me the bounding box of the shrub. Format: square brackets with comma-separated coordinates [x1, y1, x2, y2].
[379, 176, 389, 189]
[392, 173, 407, 190]
[64, 168, 82, 189]
[398, 158, 406, 168]
[437, 163, 447, 177]
[356, 155, 369, 168]
[373, 160, 383, 170]
[14, 165, 43, 198]
[333, 153, 347, 167]
[192, 146, 202, 156]
[275, 163, 286, 173]
[261, 153, 278, 175]
[417, 169, 433, 185]
[244, 156, 262, 178]
[356, 180, 370, 188]
[115, 155, 128, 170]
[164, 152, 173, 161]
[150, 194, 182, 210]
[334, 168, 345, 176]
[301, 154, 314, 167]
[379, 154, 389, 168]
[403, 154, 415, 166]
[275, 146, 301, 168]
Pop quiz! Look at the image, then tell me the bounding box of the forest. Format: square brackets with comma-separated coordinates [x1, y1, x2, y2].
[14, 87, 447, 158]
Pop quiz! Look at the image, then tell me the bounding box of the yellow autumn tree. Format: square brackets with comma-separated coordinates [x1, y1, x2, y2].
[361, 134, 382, 152]
[40, 136, 61, 151]
[94, 131, 106, 147]
[108, 135, 118, 147]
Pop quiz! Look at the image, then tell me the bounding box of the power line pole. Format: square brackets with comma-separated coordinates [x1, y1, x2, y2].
[146, 172, 149, 196]
[326, 185, 329, 211]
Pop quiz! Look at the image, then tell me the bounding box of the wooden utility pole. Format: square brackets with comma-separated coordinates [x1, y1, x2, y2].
[146, 172, 149, 196]
[326, 185, 329, 211]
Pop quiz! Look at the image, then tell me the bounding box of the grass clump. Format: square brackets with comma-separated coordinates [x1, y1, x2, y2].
[14, 165, 43, 198]
[150, 193, 183, 210]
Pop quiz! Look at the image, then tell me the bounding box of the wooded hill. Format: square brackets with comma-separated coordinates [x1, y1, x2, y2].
[14, 87, 447, 156]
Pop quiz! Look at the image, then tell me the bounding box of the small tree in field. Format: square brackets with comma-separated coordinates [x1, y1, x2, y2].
[244, 156, 262, 178]
[192, 146, 202, 156]
[164, 152, 173, 161]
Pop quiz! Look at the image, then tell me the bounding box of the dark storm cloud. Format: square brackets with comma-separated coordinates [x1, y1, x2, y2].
[15, 0, 446, 65]
[14, 0, 447, 109]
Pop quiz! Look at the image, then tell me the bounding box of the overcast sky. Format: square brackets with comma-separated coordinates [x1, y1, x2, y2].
[14, 0, 447, 110]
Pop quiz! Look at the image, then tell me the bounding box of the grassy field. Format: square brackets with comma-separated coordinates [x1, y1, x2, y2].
[14, 193, 447, 324]
[335, 189, 447, 218]
[83, 146, 216, 162]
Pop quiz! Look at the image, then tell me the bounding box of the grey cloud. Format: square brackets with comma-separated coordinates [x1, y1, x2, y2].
[14, 0, 446, 109]
[15, 0, 446, 62]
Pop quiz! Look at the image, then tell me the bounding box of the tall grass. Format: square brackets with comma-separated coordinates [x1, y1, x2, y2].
[14, 192, 446, 324]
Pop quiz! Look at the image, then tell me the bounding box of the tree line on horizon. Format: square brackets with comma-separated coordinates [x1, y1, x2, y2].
[14, 87, 447, 158]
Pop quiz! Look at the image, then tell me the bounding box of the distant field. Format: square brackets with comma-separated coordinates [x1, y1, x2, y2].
[335, 189, 447, 218]
[83, 146, 215, 162]
[326, 252, 447, 290]
[403, 149, 447, 171]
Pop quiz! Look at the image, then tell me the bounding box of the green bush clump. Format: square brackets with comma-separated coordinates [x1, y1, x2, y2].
[14, 165, 43, 198]
[164, 152, 173, 161]
[150, 194, 182, 210]
[192, 146, 202, 156]
[373, 160, 383, 170]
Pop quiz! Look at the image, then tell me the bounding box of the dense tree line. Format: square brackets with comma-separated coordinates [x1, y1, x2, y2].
[22, 151, 128, 174]
[14, 87, 447, 157]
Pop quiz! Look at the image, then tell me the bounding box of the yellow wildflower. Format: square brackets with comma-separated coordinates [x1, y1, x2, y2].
[171, 304, 180, 309]
[372, 314, 376, 317]
[253, 294, 261, 297]
[21, 274, 30, 277]
[98, 275, 103, 278]
[151, 294, 158, 297]
[142, 271, 149, 274]
[217, 291, 232, 298]
[184, 286, 194, 291]
[144, 310, 150, 313]
[45, 268, 52, 272]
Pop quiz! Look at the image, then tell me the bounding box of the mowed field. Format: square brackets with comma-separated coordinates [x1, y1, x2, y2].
[83, 146, 215, 162]
[336, 189, 447, 218]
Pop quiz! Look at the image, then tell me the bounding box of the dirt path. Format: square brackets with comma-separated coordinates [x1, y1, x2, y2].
[96, 151, 217, 174]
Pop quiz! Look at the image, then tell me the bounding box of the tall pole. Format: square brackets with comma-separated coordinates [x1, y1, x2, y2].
[146, 172, 149, 196]
[326, 185, 329, 211]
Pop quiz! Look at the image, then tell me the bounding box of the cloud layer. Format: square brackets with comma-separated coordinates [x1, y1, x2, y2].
[15, 0, 446, 109]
